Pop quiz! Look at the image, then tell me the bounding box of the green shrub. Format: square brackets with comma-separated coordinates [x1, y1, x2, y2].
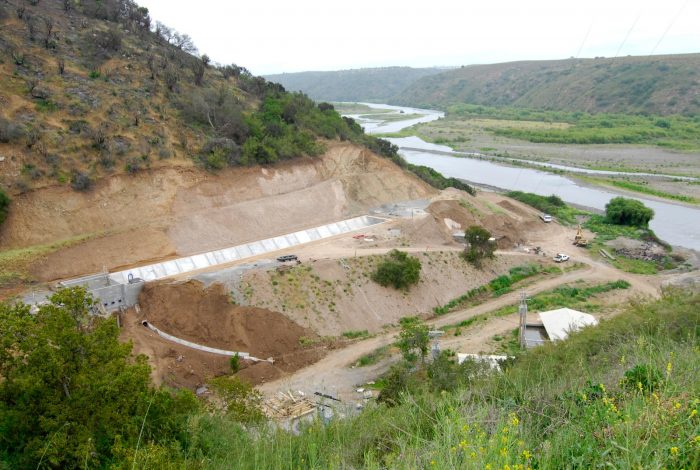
[229, 353, 240, 373]
[622, 363, 662, 392]
[371, 249, 421, 290]
[463, 225, 495, 267]
[0, 188, 9, 226]
[605, 196, 654, 227]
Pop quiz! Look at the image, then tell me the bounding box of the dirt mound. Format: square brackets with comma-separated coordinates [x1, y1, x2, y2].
[497, 200, 529, 218]
[427, 196, 538, 248]
[124, 280, 328, 388]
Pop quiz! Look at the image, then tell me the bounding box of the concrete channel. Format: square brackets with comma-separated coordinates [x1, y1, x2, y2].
[109, 215, 387, 284]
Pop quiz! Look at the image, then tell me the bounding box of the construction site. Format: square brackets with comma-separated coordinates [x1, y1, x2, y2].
[2, 141, 670, 423]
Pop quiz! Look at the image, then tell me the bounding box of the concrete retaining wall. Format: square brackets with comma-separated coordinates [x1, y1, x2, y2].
[109, 215, 386, 284]
[60, 273, 144, 313]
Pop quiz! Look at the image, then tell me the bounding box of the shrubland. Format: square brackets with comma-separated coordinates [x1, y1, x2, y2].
[2, 286, 697, 468]
[0, 0, 470, 197]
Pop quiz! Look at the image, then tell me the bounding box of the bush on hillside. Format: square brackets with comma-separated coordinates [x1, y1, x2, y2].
[463, 225, 495, 267]
[506, 191, 565, 215]
[371, 249, 421, 290]
[70, 172, 92, 191]
[0, 188, 9, 226]
[605, 197, 654, 227]
[0, 117, 24, 143]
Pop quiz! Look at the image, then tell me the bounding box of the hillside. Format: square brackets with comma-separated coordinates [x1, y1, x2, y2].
[264, 67, 447, 103]
[0, 0, 437, 204]
[392, 54, 700, 115]
[0, 0, 476, 293]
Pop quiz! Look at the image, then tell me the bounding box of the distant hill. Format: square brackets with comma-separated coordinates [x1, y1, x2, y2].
[264, 67, 448, 102]
[391, 54, 700, 115]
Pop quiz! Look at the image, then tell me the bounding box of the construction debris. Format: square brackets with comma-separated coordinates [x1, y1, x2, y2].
[263, 391, 316, 421]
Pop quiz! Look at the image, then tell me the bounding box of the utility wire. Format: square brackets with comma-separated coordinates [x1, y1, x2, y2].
[575, 20, 594, 58]
[614, 13, 641, 58]
[650, 0, 689, 55]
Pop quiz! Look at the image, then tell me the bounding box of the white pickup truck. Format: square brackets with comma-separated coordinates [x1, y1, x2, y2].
[539, 213, 553, 223]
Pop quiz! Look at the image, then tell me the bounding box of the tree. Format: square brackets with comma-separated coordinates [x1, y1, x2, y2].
[0, 288, 198, 468]
[371, 249, 421, 290]
[208, 376, 265, 423]
[605, 197, 654, 227]
[464, 225, 496, 267]
[395, 316, 430, 363]
[0, 188, 9, 226]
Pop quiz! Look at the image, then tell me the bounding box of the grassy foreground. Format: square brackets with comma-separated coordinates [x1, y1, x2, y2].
[122, 290, 699, 469]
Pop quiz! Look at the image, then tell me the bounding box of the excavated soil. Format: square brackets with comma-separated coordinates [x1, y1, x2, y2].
[121, 280, 329, 389]
[3, 143, 434, 282]
[426, 192, 541, 249]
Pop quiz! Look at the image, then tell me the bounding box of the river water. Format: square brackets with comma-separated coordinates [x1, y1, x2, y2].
[345, 104, 700, 251]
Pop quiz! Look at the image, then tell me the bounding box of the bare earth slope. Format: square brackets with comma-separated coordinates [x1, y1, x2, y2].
[2, 142, 433, 282]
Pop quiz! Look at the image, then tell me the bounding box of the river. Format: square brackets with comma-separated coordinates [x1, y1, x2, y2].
[345, 104, 700, 251]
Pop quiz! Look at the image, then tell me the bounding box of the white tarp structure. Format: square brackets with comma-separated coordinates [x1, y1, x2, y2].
[538, 308, 598, 341]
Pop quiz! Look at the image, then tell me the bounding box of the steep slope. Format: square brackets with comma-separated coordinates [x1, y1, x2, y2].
[3, 142, 434, 284]
[264, 67, 447, 102]
[392, 54, 700, 115]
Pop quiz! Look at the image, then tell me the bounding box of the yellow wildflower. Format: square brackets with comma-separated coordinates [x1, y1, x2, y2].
[670, 446, 679, 456]
[637, 382, 643, 392]
[500, 447, 508, 457]
[619, 355, 626, 365]
[451, 446, 457, 453]
[504, 465, 511, 470]
[509, 413, 520, 426]
[522, 450, 532, 460]
[486, 464, 492, 470]
[666, 362, 673, 377]
[430, 460, 436, 466]
[674, 402, 682, 410]
[470, 452, 477, 458]
[690, 409, 698, 418]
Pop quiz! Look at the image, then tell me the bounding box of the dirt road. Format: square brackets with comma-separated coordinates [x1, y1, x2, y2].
[258, 228, 660, 401]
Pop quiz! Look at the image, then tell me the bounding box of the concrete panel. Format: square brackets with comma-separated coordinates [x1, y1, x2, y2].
[107, 214, 387, 284]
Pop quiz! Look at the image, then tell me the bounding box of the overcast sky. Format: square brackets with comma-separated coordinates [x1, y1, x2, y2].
[138, 0, 699, 75]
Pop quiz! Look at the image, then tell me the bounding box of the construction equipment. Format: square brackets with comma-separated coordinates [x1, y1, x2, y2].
[573, 225, 589, 247]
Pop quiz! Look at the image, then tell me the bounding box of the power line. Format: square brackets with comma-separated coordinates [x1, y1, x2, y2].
[614, 13, 640, 58]
[650, 0, 689, 55]
[575, 20, 594, 58]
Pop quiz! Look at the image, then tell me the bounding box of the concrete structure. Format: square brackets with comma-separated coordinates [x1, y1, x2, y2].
[59, 273, 144, 314]
[56, 214, 386, 314]
[524, 308, 598, 348]
[109, 215, 386, 284]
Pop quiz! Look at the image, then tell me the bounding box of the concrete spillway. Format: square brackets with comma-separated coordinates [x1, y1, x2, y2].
[109, 215, 386, 284]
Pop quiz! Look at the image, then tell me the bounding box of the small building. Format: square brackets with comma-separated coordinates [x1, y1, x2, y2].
[524, 307, 597, 348]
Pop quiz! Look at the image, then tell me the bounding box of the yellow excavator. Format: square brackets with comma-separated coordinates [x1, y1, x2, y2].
[573, 225, 588, 247]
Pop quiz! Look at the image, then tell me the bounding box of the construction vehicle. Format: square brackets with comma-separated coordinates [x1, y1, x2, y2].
[573, 225, 588, 247]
